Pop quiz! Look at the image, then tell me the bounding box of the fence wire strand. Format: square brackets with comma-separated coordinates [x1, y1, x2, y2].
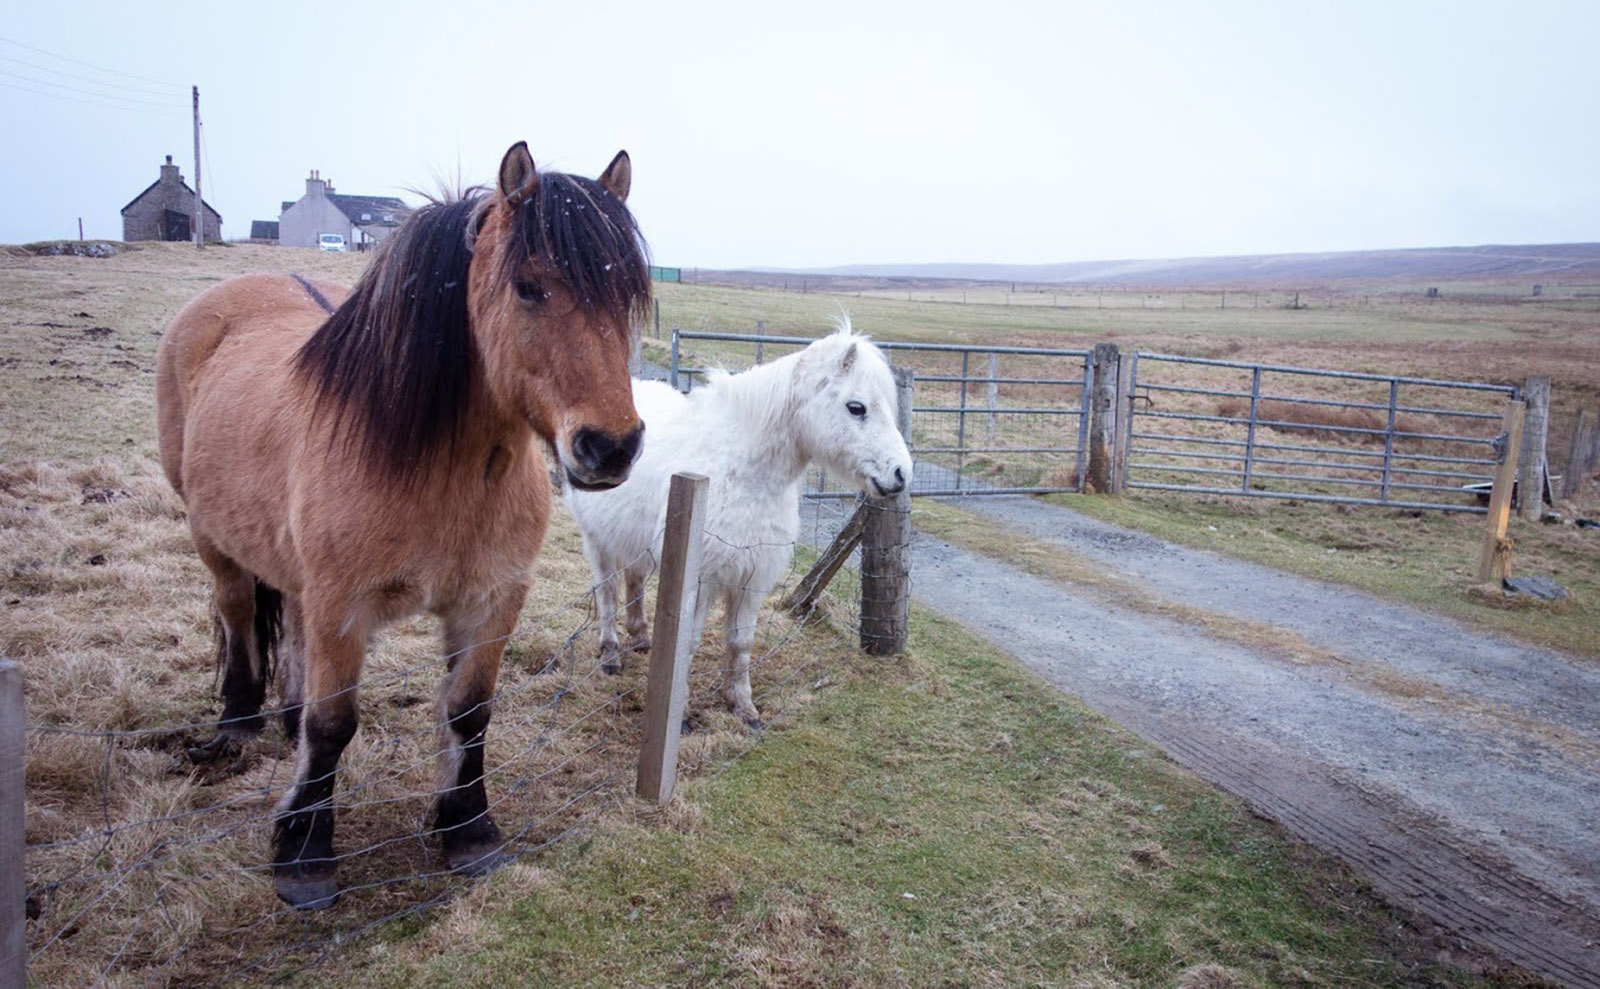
[20, 497, 904, 988]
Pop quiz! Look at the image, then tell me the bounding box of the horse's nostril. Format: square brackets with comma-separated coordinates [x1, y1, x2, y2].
[573, 425, 644, 476]
[618, 423, 644, 464]
[572, 429, 614, 471]
[893, 466, 905, 485]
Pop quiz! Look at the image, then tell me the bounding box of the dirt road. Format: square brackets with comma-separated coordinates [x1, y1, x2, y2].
[893, 496, 1600, 987]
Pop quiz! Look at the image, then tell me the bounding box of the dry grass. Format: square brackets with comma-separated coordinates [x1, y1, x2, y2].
[1, 244, 868, 986]
[7, 445, 861, 986]
[4, 245, 1582, 987]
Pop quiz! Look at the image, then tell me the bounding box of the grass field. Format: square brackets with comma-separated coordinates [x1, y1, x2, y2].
[3, 240, 1588, 986]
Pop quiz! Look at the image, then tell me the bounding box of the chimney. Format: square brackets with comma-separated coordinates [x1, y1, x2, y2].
[306, 169, 327, 198]
[160, 155, 181, 185]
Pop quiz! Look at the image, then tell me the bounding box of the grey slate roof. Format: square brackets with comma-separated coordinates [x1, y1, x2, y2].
[326, 194, 409, 227]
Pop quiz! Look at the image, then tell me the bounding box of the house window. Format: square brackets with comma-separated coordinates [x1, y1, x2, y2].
[361, 212, 372, 221]
[382, 214, 394, 222]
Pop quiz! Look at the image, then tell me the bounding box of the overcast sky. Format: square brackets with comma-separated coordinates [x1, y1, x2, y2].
[3, 0, 1595, 268]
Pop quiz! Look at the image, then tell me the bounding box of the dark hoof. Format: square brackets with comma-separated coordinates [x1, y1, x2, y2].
[275, 871, 340, 910]
[598, 644, 624, 676]
[625, 636, 651, 654]
[447, 844, 510, 877]
[185, 733, 243, 765]
[743, 718, 764, 732]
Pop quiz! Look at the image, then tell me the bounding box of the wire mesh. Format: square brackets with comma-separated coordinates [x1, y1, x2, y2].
[15, 495, 906, 988]
[669, 330, 1092, 496]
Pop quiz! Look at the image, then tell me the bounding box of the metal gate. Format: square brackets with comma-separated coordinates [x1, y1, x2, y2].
[1123, 352, 1519, 512]
[669, 331, 1094, 497]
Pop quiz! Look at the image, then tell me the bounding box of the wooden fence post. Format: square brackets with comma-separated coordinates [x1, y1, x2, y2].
[1517, 375, 1550, 520]
[1561, 408, 1592, 501]
[1, 660, 24, 989]
[1086, 343, 1120, 494]
[1477, 400, 1525, 584]
[861, 368, 913, 656]
[636, 473, 708, 805]
[781, 505, 867, 618]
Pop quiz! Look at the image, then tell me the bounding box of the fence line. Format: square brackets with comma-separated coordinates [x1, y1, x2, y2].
[669, 330, 1093, 497]
[14, 452, 913, 987]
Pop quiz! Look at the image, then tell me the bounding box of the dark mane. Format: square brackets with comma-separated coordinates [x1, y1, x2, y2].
[293, 172, 649, 477]
[295, 197, 480, 476]
[501, 171, 652, 331]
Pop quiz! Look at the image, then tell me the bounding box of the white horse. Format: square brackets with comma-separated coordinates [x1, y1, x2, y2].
[564, 323, 912, 725]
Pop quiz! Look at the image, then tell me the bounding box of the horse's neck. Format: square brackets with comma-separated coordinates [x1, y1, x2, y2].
[708, 357, 811, 492]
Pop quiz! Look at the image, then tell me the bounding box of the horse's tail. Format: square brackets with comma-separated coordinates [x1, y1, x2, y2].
[254, 580, 284, 687]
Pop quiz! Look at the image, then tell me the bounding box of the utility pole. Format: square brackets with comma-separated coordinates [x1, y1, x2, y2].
[192, 85, 203, 248]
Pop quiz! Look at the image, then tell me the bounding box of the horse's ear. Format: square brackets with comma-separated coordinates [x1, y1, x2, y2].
[599, 150, 632, 203]
[838, 342, 857, 373]
[498, 141, 538, 208]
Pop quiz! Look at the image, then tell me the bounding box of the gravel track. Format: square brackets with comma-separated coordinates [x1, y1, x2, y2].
[865, 495, 1600, 987]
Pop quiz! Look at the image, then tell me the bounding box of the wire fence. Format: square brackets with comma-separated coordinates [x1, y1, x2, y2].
[14, 492, 910, 987]
[669, 330, 1093, 496]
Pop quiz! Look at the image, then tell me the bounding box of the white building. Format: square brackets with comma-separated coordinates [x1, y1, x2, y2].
[277, 171, 409, 250]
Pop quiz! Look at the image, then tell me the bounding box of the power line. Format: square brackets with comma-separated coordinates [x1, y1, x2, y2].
[0, 67, 181, 108]
[0, 78, 177, 116]
[0, 33, 185, 91]
[0, 52, 180, 99]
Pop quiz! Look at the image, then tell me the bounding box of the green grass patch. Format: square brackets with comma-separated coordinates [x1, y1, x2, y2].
[328, 609, 1534, 988]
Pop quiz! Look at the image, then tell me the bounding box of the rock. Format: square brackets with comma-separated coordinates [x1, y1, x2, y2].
[1502, 576, 1568, 601]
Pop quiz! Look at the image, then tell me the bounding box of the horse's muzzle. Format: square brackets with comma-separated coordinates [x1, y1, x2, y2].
[567, 423, 644, 490]
[871, 465, 908, 498]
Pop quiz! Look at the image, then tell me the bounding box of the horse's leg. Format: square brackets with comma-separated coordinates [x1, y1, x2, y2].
[722, 585, 763, 727]
[622, 561, 651, 653]
[580, 534, 623, 674]
[272, 610, 362, 910]
[434, 582, 524, 875]
[278, 595, 305, 743]
[188, 545, 276, 763]
[595, 556, 625, 674]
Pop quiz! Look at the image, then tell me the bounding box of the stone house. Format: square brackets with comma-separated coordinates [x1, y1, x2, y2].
[277, 171, 409, 249]
[121, 156, 222, 242]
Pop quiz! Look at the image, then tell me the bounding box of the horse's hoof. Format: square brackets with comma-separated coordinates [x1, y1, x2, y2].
[447, 844, 510, 877]
[185, 733, 242, 765]
[275, 872, 340, 910]
[625, 635, 651, 654]
[740, 715, 764, 732]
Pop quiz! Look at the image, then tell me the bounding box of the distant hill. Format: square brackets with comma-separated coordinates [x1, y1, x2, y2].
[718, 243, 1600, 289]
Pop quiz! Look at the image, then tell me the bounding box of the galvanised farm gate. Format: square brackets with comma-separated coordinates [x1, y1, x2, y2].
[668, 331, 1529, 514]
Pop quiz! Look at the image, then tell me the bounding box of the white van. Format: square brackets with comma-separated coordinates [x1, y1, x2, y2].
[317, 233, 347, 252]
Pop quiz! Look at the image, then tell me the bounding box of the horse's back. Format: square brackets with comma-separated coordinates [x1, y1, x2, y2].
[157, 274, 348, 497]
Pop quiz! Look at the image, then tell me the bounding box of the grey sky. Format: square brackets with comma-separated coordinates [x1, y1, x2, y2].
[3, 0, 1595, 269]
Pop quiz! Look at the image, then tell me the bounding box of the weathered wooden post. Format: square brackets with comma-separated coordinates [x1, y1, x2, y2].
[861, 368, 914, 656]
[1564, 409, 1594, 500]
[1086, 343, 1121, 494]
[636, 474, 708, 805]
[1477, 400, 1526, 584]
[1517, 375, 1550, 520]
[1, 660, 24, 989]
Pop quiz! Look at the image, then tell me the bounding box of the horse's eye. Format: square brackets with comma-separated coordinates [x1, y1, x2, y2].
[846, 401, 867, 418]
[514, 279, 549, 304]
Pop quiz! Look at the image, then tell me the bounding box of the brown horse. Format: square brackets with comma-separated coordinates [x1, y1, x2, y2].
[155, 142, 649, 909]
